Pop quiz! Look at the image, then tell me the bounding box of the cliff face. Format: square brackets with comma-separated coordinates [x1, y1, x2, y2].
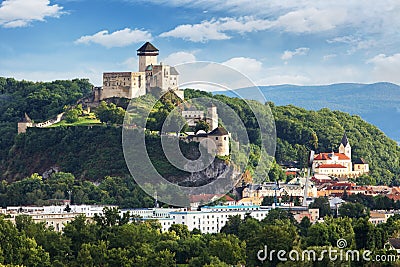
[177, 159, 232, 186]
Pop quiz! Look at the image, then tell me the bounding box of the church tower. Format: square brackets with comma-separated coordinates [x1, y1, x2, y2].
[339, 132, 351, 159]
[137, 42, 159, 72]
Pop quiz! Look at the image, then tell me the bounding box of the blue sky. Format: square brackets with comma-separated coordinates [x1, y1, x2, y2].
[0, 0, 400, 86]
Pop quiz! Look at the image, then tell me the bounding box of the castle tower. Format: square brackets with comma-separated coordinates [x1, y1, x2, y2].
[18, 113, 33, 134]
[338, 132, 351, 159]
[206, 104, 218, 131]
[137, 42, 159, 72]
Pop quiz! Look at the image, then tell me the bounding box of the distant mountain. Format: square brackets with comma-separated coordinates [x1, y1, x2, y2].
[214, 82, 400, 143]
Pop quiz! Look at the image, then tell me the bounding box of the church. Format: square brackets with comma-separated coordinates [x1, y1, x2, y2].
[94, 42, 184, 101]
[313, 133, 369, 178]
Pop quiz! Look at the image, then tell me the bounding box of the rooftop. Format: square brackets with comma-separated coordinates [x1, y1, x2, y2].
[317, 164, 347, 169]
[208, 127, 229, 136]
[137, 42, 159, 54]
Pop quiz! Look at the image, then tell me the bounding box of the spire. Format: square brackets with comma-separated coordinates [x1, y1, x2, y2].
[341, 132, 349, 147]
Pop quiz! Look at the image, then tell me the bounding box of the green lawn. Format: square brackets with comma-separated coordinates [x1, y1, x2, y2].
[50, 114, 102, 127]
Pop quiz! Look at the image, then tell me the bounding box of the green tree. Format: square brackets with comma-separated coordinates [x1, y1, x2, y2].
[208, 234, 245, 265]
[169, 224, 190, 239]
[95, 101, 125, 124]
[195, 120, 210, 133]
[64, 104, 83, 123]
[309, 197, 331, 218]
[339, 202, 368, 218]
[220, 215, 241, 236]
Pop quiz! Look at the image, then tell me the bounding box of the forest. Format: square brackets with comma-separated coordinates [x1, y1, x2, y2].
[1, 205, 400, 266]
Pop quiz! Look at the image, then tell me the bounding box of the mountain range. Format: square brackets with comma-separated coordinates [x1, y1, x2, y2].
[214, 82, 400, 144]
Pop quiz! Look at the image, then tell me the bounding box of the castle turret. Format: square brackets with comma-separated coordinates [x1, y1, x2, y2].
[137, 42, 159, 72]
[206, 104, 218, 131]
[18, 113, 33, 134]
[338, 132, 351, 159]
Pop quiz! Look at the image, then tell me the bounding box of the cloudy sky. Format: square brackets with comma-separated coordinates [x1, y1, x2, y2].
[1, 0, 400, 86]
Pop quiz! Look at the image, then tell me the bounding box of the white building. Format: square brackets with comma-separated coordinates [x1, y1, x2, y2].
[5, 205, 114, 232]
[313, 133, 369, 178]
[242, 178, 318, 200]
[187, 127, 230, 156]
[170, 205, 269, 233]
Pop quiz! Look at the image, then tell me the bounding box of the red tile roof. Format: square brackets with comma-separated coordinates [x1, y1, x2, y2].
[314, 153, 350, 161]
[317, 164, 347, 169]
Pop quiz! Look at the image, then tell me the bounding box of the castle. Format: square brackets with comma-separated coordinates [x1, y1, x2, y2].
[182, 104, 218, 131]
[187, 127, 230, 157]
[181, 105, 230, 157]
[313, 133, 369, 178]
[94, 42, 184, 101]
[18, 112, 64, 134]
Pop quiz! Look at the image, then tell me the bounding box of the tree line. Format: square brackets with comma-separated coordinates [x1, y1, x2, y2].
[2, 206, 400, 266]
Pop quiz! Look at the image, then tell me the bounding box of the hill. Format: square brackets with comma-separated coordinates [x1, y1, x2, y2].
[0, 78, 399, 186]
[215, 82, 400, 143]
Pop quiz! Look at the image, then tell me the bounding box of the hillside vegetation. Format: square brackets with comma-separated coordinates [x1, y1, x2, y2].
[0, 79, 399, 186]
[0, 77, 92, 161]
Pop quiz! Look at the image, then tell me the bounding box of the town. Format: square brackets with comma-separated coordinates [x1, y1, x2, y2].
[2, 42, 400, 266]
[8, 43, 400, 236]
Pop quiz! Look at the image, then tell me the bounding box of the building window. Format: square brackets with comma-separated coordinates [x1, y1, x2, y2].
[215, 137, 218, 140]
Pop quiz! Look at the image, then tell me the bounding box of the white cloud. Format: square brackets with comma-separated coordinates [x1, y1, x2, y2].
[143, 0, 400, 46]
[159, 19, 230, 42]
[222, 57, 263, 76]
[160, 8, 347, 42]
[160, 16, 277, 42]
[274, 8, 347, 33]
[75, 28, 152, 48]
[162, 51, 197, 66]
[327, 35, 377, 54]
[323, 54, 337, 61]
[121, 57, 138, 69]
[367, 53, 400, 84]
[281, 47, 309, 60]
[0, 0, 64, 28]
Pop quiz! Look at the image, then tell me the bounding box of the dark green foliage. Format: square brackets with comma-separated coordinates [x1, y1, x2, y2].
[64, 105, 83, 123]
[4, 126, 128, 181]
[309, 197, 331, 217]
[0, 77, 92, 165]
[0, 77, 92, 123]
[95, 101, 125, 125]
[2, 204, 400, 266]
[0, 173, 156, 209]
[339, 202, 369, 218]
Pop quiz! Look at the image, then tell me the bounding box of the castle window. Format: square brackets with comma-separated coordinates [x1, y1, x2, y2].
[215, 137, 218, 140]
[224, 137, 227, 140]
